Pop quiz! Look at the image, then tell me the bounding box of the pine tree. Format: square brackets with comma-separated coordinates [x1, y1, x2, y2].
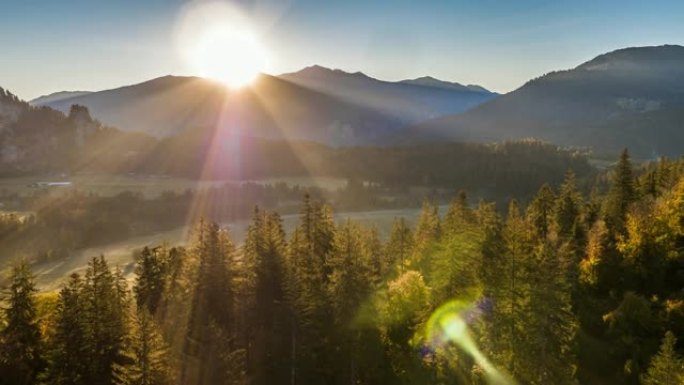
[554, 171, 582, 240]
[386, 217, 414, 275]
[313, 202, 336, 280]
[603, 292, 660, 384]
[524, 242, 578, 385]
[154, 247, 193, 368]
[429, 225, 483, 305]
[327, 220, 372, 384]
[379, 270, 432, 385]
[579, 220, 615, 290]
[0, 261, 44, 385]
[328, 221, 371, 321]
[361, 225, 385, 284]
[604, 149, 637, 233]
[642, 331, 684, 385]
[412, 200, 441, 267]
[240, 207, 265, 376]
[134, 246, 168, 315]
[526, 183, 555, 239]
[284, 196, 336, 384]
[82, 256, 130, 385]
[481, 200, 535, 379]
[115, 309, 171, 385]
[243, 209, 289, 385]
[443, 191, 474, 236]
[47, 273, 90, 385]
[183, 221, 240, 385]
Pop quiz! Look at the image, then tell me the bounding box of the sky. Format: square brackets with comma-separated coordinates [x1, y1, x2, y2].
[1, 0, 683, 100]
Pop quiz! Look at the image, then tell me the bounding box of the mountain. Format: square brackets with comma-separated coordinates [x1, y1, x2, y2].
[37, 75, 402, 145]
[38, 67, 497, 145]
[0, 89, 26, 133]
[398, 76, 488, 93]
[414, 45, 684, 157]
[31, 91, 92, 106]
[280, 66, 496, 123]
[0, 87, 154, 175]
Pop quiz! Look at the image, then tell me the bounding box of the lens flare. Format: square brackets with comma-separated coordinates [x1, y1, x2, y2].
[421, 299, 516, 385]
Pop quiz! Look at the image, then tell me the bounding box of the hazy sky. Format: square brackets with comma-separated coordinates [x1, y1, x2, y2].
[2, 0, 683, 100]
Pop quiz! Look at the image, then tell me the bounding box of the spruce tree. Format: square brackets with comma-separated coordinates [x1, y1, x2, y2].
[327, 220, 372, 384]
[0, 261, 44, 385]
[361, 225, 385, 284]
[642, 331, 684, 385]
[379, 270, 432, 385]
[526, 183, 555, 239]
[243, 209, 289, 385]
[386, 217, 414, 275]
[115, 308, 171, 385]
[82, 256, 130, 385]
[412, 200, 441, 267]
[183, 221, 240, 385]
[443, 191, 474, 236]
[47, 273, 89, 385]
[604, 149, 637, 233]
[285, 196, 336, 384]
[554, 171, 582, 240]
[134, 246, 168, 315]
[525, 242, 578, 385]
[481, 200, 534, 379]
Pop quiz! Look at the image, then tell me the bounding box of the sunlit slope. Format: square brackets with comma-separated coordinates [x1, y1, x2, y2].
[34, 69, 496, 146]
[414, 45, 684, 157]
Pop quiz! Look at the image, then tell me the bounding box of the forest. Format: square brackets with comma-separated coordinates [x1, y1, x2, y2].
[0, 97, 594, 265]
[2, 150, 684, 385]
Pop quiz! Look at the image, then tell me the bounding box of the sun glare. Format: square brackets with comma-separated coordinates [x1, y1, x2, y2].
[177, 2, 271, 89]
[192, 27, 269, 88]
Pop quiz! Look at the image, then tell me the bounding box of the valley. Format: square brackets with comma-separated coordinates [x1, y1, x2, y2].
[1, 5, 684, 381]
[30, 204, 445, 291]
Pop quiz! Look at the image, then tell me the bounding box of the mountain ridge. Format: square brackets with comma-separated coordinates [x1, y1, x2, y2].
[33, 67, 498, 144]
[31, 91, 92, 106]
[413, 44, 684, 157]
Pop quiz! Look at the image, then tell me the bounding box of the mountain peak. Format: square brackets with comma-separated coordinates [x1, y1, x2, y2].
[398, 76, 492, 93]
[577, 44, 684, 71]
[415, 44, 684, 158]
[286, 65, 374, 81]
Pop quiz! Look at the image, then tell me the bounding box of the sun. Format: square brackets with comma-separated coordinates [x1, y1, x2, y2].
[191, 26, 269, 89]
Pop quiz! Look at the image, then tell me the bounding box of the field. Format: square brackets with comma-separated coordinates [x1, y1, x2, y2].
[0, 173, 349, 289]
[30, 205, 443, 291]
[5, 173, 434, 290]
[0, 172, 451, 291]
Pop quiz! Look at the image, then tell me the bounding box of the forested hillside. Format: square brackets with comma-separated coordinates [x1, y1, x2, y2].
[0, 88, 154, 176]
[0, 86, 591, 192]
[142, 133, 592, 194]
[415, 45, 684, 157]
[0, 139, 591, 267]
[3, 150, 684, 385]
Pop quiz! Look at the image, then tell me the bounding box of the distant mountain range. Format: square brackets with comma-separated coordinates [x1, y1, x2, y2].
[413, 45, 684, 157]
[279, 66, 496, 123]
[20, 45, 684, 157]
[32, 68, 496, 145]
[30, 91, 92, 106]
[398, 76, 489, 93]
